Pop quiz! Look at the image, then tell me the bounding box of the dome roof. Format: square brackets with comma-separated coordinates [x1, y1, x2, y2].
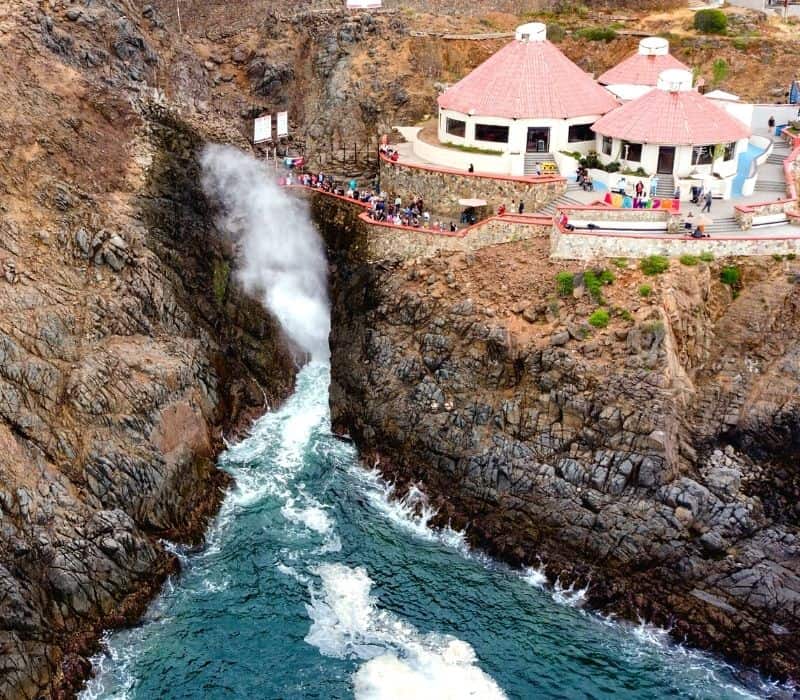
[437, 23, 619, 120]
[591, 72, 751, 146]
[597, 38, 689, 88]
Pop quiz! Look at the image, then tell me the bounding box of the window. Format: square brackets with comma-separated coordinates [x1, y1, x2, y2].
[602, 136, 613, 156]
[723, 142, 736, 161]
[475, 124, 509, 143]
[446, 118, 466, 138]
[621, 141, 642, 162]
[568, 123, 594, 142]
[692, 145, 714, 165]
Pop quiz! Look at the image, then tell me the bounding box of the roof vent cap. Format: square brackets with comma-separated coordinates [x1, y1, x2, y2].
[657, 68, 692, 93]
[638, 37, 669, 56]
[515, 22, 547, 42]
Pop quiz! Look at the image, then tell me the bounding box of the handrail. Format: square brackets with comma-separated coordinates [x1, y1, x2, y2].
[378, 151, 566, 185]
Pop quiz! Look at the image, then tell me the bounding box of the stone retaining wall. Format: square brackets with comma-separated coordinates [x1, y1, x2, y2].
[379, 156, 566, 215]
[363, 216, 549, 260]
[552, 227, 800, 260]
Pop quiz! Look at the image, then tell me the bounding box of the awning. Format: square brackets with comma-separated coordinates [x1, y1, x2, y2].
[458, 198, 488, 207]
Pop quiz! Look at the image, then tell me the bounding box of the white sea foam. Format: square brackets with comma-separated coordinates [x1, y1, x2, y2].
[305, 563, 507, 700]
[281, 497, 333, 535]
[200, 145, 330, 361]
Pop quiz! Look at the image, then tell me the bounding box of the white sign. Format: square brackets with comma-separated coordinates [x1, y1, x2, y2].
[346, 0, 382, 7]
[276, 111, 289, 138]
[253, 115, 272, 143]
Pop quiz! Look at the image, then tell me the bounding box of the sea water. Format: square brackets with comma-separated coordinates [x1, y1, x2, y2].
[82, 363, 779, 700]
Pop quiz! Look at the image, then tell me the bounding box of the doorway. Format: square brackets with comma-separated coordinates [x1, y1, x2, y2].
[657, 146, 676, 174]
[526, 127, 550, 153]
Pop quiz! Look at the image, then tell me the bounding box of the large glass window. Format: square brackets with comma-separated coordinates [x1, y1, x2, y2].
[568, 123, 594, 142]
[621, 141, 642, 162]
[475, 124, 509, 143]
[446, 118, 466, 138]
[602, 136, 613, 156]
[692, 145, 714, 165]
[723, 142, 736, 161]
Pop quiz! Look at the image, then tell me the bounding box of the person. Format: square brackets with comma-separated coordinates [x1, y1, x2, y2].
[768, 115, 776, 131]
[349, 178, 357, 192]
[468, 163, 474, 173]
[518, 200, 525, 214]
[535, 162, 542, 177]
[497, 203, 506, 216]
[635, 180, 644, 198]
[674, 186, 681, 201]
[691, 225, 709, 238]
[683, 211, 694, 232]
[650, 175, 658, 197]
[701, 189, 712, 213]
[450, 222, 457, 232]
[390, 150, 399, 162]
[582, 174, 593, 192]
[615, 175, 627, 195]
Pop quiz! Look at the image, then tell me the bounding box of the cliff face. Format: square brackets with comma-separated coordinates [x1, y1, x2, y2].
[0, 3, 296, 698]
[329, 239, 800, 681]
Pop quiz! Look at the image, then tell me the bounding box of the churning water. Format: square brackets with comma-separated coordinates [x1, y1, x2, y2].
[82, 363, 778, 700]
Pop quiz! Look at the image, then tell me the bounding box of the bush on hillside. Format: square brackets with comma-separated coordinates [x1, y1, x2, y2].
[556, 271, 575, 297]
[640, 255, 670, 275]
[639, 284, 653, 297]
[679, 254, 699, 266]
[694, 9, 727, 34]
[588, 309, 610, 328]
[721, 266, 742, 287]
[577, 27, 618, 42]
[547, 23, 566, 43]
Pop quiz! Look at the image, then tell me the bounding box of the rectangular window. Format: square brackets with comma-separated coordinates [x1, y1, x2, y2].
[446, 118, 466, 138]
[622, 141, 642, 162]
[475, 124, 509, 143]
[723, 142, 736, 161]
[568, 123, 594, 142]
[602, 136, 613, 156]
[692, 145, 714, 165]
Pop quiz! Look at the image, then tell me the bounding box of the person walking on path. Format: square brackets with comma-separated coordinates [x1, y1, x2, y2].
[518, 201, 525, 214]
[701, 190, 712, 213]
[650, 175, 658, 197]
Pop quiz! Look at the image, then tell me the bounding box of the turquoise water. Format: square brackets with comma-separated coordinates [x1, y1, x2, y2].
[82, 364, 777, 700]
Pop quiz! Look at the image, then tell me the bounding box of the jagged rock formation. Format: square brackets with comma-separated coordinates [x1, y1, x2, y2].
[329, 240, 800, 682]
[0, 3, 297, 697]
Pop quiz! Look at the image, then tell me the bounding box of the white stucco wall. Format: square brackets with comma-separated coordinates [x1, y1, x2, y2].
[438, 108, 604, 160]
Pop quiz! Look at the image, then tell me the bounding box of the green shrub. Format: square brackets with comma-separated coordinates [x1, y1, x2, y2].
[605, 161, 621, 173]
[720, 266, 742, 286]
[616, 308, 634, 322]
[639, 284, 653, 297]
[699, 251, 715, 262]
[772, 253, 784, 261]
[612, 257, 628, 269]
[580, 151, 602, 170]
[584, 269, 614, 303]
[640, 255, 670, 275]
[694, 9, 727, 34]
[588, 309, 610, 328]
[680, 254, 700, 266]
[577, 27, 618, 42]
[712, 58, 729, 84]
[788, 253, 797, 260]
[556, 271, 575, 297]
[547, 23, 566, 43]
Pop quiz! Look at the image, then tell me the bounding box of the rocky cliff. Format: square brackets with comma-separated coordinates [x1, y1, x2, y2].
[329, 239, 800, 682]
[0, 3, 299, 697]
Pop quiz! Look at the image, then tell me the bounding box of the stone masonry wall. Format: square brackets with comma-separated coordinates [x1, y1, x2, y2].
[379, 158, 566, 215]
[552, 227, 800, 260]
[364, 217, 550, 261]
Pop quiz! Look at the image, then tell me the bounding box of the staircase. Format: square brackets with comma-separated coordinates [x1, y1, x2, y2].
[767, 142, 791, 165]
[703, 216, 738, 236]
[654, 175, 675, 199]
[524, 152, 555, 175]
[755, 179, 788, 194]
[537, 191, 586, 216]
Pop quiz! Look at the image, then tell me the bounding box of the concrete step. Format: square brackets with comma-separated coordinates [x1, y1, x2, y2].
[767, 154, 788, 164]
[756, 180, 788, 192]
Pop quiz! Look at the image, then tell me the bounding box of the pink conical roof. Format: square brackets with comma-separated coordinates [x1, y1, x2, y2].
[591, 85, 751, 146]
[598, 51, 688, 87]
[437, 35, 619, 120]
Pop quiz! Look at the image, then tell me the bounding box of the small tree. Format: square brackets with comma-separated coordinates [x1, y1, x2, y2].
[712, 58, 729, 85]
[588, 309, 610, 328]
[556, 271, 575, 297]
[694, 9, 728, 34]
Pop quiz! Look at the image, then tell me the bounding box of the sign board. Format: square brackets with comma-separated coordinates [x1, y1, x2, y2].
[276, 111, 289, 138]
[346, 0, 382, 7]
[253, 115, 272, 143]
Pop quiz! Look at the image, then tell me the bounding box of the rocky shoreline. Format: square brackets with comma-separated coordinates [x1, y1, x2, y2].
[328, 240, 800, 684]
